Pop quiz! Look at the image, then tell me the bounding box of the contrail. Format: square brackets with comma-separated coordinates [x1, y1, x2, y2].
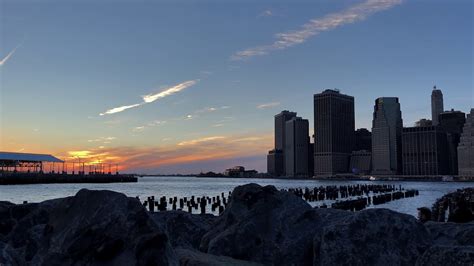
[0, 44, 21, 67]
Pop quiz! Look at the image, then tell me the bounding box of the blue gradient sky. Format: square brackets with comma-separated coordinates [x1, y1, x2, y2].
[1, 0, 472, 173]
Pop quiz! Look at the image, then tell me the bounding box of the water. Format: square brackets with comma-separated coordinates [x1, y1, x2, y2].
[0, 176, 471, 217]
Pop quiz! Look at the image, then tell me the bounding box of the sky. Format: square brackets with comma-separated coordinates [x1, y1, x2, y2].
[0, 0, 472, 174]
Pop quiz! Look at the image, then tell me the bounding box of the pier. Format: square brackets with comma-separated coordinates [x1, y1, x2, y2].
[0, 151, 137, 185]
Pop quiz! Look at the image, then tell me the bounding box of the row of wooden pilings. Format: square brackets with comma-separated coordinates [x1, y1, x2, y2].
[329, 189, 419, 211]
[138, 184, 419, 215]
[138, 192, 232, 215]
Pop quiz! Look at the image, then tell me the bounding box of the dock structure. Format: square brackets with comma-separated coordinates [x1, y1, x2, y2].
[0, 151, 137, 184]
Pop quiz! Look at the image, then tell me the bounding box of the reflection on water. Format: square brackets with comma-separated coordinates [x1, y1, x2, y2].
[0, 176, 471, 217]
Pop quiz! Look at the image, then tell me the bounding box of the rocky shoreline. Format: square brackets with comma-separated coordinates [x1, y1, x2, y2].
[1, 183, 473, 265]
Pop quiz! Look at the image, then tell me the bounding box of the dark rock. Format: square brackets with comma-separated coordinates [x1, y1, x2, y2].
[175, 248, 262, 266]
[415, 245, 474, 266]
[150, 211, 215, 249]
[318, 208, 431, 266]
[425, 221, 474, 246]
[0, 189, 177, 265]
[200, 183, 351, 265]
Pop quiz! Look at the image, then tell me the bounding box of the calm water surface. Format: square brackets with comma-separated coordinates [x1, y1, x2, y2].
[0, 176, 471, 217]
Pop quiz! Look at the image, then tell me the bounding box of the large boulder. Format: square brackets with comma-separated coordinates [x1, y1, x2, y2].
[318, 208, 431, 266]
[150, 211, 216, 249]
[200, 183, 351, 265]
[424, 221, 474, 246]
[175, 248, 262, 266]
[0, 189, 177, 265]
[415, 245, 474, 265]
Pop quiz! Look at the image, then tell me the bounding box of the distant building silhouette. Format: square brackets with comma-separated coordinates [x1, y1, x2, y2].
[371, 97, 403, 175]
[458, 109, 474, 177]
[285, 117, 309, 177]
[415, 119, 433, 127]
[431, 86, 444, 126]
[350, 150, 372, 175]
[439, 109, 466, 175]
[354, 128, 372, 151]
[402, 126, 449, 175]
[267, 110, 297, 176]
[314, 89, 354, 175]
[308, 140, 314, 177]
[267, 149, 284, 176]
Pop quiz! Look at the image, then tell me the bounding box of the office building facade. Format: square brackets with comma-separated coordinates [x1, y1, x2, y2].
[458, 109, 474, 176]
[350, 150, 372, 174]
[402, 126, 449, 175]
[285, 117, 309, 177]
[267, 149, 284, 176]
[371, 97, 403, 174]
[314, 89, 355, 175]
[439, 110, 466, 175]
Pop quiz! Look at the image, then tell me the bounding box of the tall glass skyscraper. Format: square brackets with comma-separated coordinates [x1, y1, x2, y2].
[371, 97, 403, 175]
[313, 89, 354, 175]
[285, 117, 309, 177]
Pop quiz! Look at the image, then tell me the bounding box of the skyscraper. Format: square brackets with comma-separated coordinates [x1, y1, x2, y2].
[431, 86, 444, 126]
[275, 110, 297, 151]
[268, 110, 297, 176]
[439, 109, 466, 175]
[285, 117, 309, 177]
[314, 89, 355, 175]
[371, 97, 403, 175]
[458, 109, 474, 177]
[402, 126, 449, 176]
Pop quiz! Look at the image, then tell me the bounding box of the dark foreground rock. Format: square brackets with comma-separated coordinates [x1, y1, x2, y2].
[200, 183, 351, 265]
[318, 209, 431, 265]
[0, 189, 177, 266]
[150, 211, 216, 249]
[1, 184, 473, 266]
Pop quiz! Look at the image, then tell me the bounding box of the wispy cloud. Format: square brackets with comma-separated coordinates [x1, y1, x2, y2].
[232, 0, 402, 60]
[0, 43, 21, 67]
[177, 136, 225, 146]
[258, 10, 274, 18]
[100, 79, 199, 116]
[143, 80, 199, 103]
[257, 102, 280, 109]
[100, 103, 142, 116]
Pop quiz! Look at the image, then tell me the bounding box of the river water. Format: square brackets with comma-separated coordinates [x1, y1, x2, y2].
[0, 176, 471, 217]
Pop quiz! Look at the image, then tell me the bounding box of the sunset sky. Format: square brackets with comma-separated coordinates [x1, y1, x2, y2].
[1, 0, 472, 174]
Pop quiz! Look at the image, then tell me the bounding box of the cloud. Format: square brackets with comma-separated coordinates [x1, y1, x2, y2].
[177, 136, 226, 146]
[257, 102, 281, 109]
[232, 0, 402, 60]
[258, 10, 274, 18]
[87, 136, 117, 143]
[0, 43, 21, 67]
[60, 132, 272, 173]
[143, 80, 199, 103]
[100, 103, 142, 116]
[99, 79, 199, 116]
[132, 126, 145, 132]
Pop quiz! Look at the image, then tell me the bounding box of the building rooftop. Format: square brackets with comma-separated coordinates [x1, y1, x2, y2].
[0, 152, 64, 163]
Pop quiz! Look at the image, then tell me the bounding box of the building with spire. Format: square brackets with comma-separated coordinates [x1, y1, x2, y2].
[458, 109, 474, 177]
[431, 86, 444, 126]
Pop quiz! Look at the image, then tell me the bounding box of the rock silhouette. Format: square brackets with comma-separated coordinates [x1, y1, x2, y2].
[0, 184, 472, 265]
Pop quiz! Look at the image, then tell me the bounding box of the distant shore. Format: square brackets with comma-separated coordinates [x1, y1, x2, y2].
[141, 174, 474, 182]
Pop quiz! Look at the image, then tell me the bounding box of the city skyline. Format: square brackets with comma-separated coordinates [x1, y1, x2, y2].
[1, 0, 473, 174]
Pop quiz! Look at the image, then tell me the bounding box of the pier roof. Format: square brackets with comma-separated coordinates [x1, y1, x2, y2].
[0, 152, 64, 163]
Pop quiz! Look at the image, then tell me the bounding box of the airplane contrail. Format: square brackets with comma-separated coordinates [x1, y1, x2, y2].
[0, 44, 21, 67]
